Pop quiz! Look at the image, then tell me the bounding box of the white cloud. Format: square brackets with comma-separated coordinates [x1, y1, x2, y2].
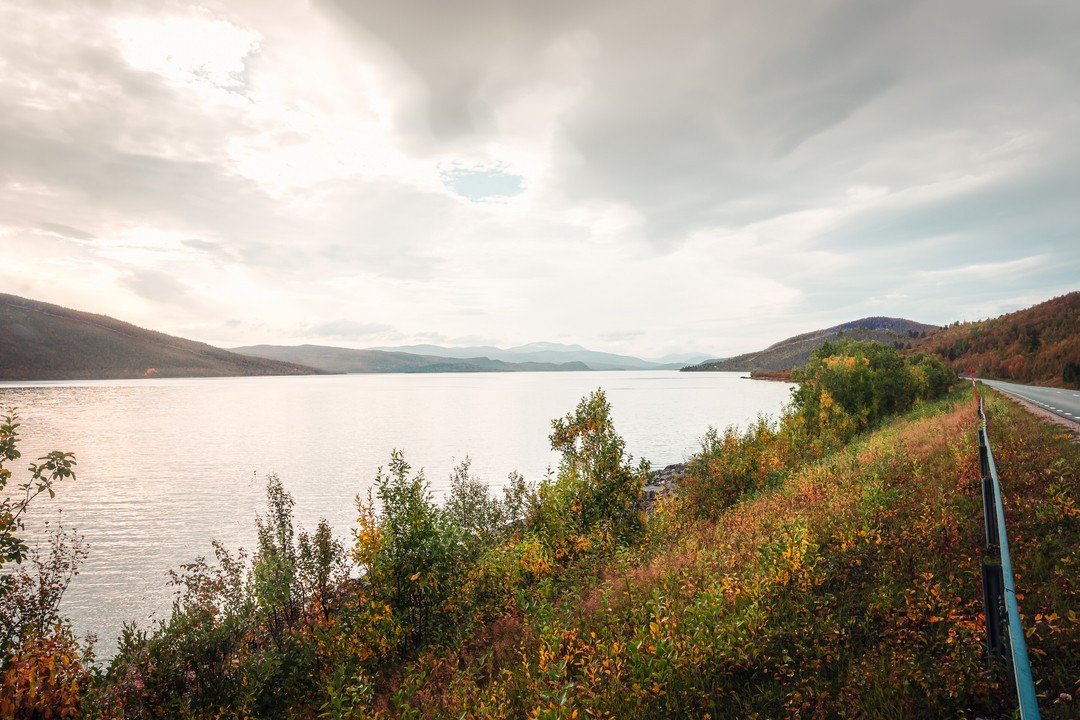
[113, 14, 260, 92]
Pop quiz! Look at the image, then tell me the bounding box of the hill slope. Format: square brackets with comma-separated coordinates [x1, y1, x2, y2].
[0, 294, 319, 380]
[233, 344, 590, 373]
[912, 291, 1080, 388]
[684, 316, 939, 372]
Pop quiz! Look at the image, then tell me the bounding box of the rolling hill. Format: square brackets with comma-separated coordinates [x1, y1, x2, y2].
[683, 317, 940, 373]
[0, 294, 320, 380]
[232, 344, 590, 373]
[912, 291, 1080, 388]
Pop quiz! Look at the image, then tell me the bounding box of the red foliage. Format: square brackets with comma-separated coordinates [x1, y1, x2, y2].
[914, 291, 1080, 387]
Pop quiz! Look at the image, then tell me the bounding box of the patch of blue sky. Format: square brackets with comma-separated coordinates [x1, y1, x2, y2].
[439, 164, 524, 201]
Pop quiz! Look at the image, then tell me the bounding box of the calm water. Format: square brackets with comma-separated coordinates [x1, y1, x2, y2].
[0, 370, 792, 656]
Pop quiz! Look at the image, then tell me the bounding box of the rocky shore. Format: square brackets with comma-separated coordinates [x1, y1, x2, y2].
[644, 462, 687, 506]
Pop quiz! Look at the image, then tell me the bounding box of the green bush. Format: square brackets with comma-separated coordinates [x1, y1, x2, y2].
[354, 451, 471, 651]
[98, 478, 349, 718]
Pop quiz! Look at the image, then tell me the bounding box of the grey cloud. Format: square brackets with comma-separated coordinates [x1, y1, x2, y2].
[317, 0, 576, 145]
[182, 239, 222, 252]
[38, 223, 96, 241]
[318, 0, 1080, 258]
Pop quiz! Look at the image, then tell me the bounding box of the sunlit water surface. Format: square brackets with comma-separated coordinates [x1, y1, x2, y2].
[0, 371, 792, 657]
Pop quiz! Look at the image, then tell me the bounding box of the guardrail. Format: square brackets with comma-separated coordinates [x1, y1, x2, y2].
[974, 381, 1040, 720]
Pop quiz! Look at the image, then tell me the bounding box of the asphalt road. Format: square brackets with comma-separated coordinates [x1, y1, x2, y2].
[980, 378, 1080, 425]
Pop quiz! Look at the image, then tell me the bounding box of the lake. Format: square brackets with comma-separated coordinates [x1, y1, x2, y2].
[0, 370, 792, 657]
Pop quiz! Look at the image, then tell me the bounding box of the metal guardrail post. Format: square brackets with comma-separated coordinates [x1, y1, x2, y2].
[974, 385, 1041, 720]
[981, 473, 999, 549]
[978, 427, 990, 478]
[981, 560, 1004, 663]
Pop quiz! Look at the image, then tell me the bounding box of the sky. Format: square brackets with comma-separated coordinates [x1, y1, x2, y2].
[1, 0, 1077, 359]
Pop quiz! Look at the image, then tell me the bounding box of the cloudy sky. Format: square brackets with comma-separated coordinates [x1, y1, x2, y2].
[2, 0, 1077, 358]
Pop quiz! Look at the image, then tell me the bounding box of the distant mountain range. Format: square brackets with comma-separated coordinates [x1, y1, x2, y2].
[0, 293, 710, 380]
[231, 345, 590, 374]
[368, 343, 713, 371]
[683, 317, 940, 373]
[0, 294, 318, 380]
[911, 291, 1079, 388]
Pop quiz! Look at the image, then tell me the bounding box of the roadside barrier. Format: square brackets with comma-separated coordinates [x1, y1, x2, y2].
[974, 381, 1040, 720]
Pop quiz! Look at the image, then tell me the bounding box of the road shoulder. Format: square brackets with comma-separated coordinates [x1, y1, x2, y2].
[989, 387, 1080, 442]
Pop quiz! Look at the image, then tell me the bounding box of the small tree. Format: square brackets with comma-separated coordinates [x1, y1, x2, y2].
[444, 457, 505, 552]
[252, 475, 302, 643]
[0, 411, 88, 718]
[540, 390, 649, 545]
[1, 411, 77, 577]
[790, 340, 955, 447]
[1, 411, 80, 658]
[297, 519, 347, 624]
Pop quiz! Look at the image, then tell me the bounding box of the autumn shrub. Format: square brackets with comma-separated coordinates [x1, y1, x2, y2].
[679, 416, 789, 519]
[1, 626, 93, 720]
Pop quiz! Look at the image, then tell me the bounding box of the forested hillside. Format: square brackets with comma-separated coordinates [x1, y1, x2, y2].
[0, 294, 319, 380]
[913, 291, 1080, 388]
[683, 316, 939, 372]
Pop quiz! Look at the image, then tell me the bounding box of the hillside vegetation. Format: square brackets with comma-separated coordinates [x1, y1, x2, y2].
[232, 344, 589, 373]
[684, 316, 939, 373]
[0, 294, 318, 380]
[912, 291, 1080, 388]
[8, 341, 1075, 718]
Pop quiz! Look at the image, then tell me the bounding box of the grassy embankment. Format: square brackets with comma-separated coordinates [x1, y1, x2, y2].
[368, 386, 1078, 719]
